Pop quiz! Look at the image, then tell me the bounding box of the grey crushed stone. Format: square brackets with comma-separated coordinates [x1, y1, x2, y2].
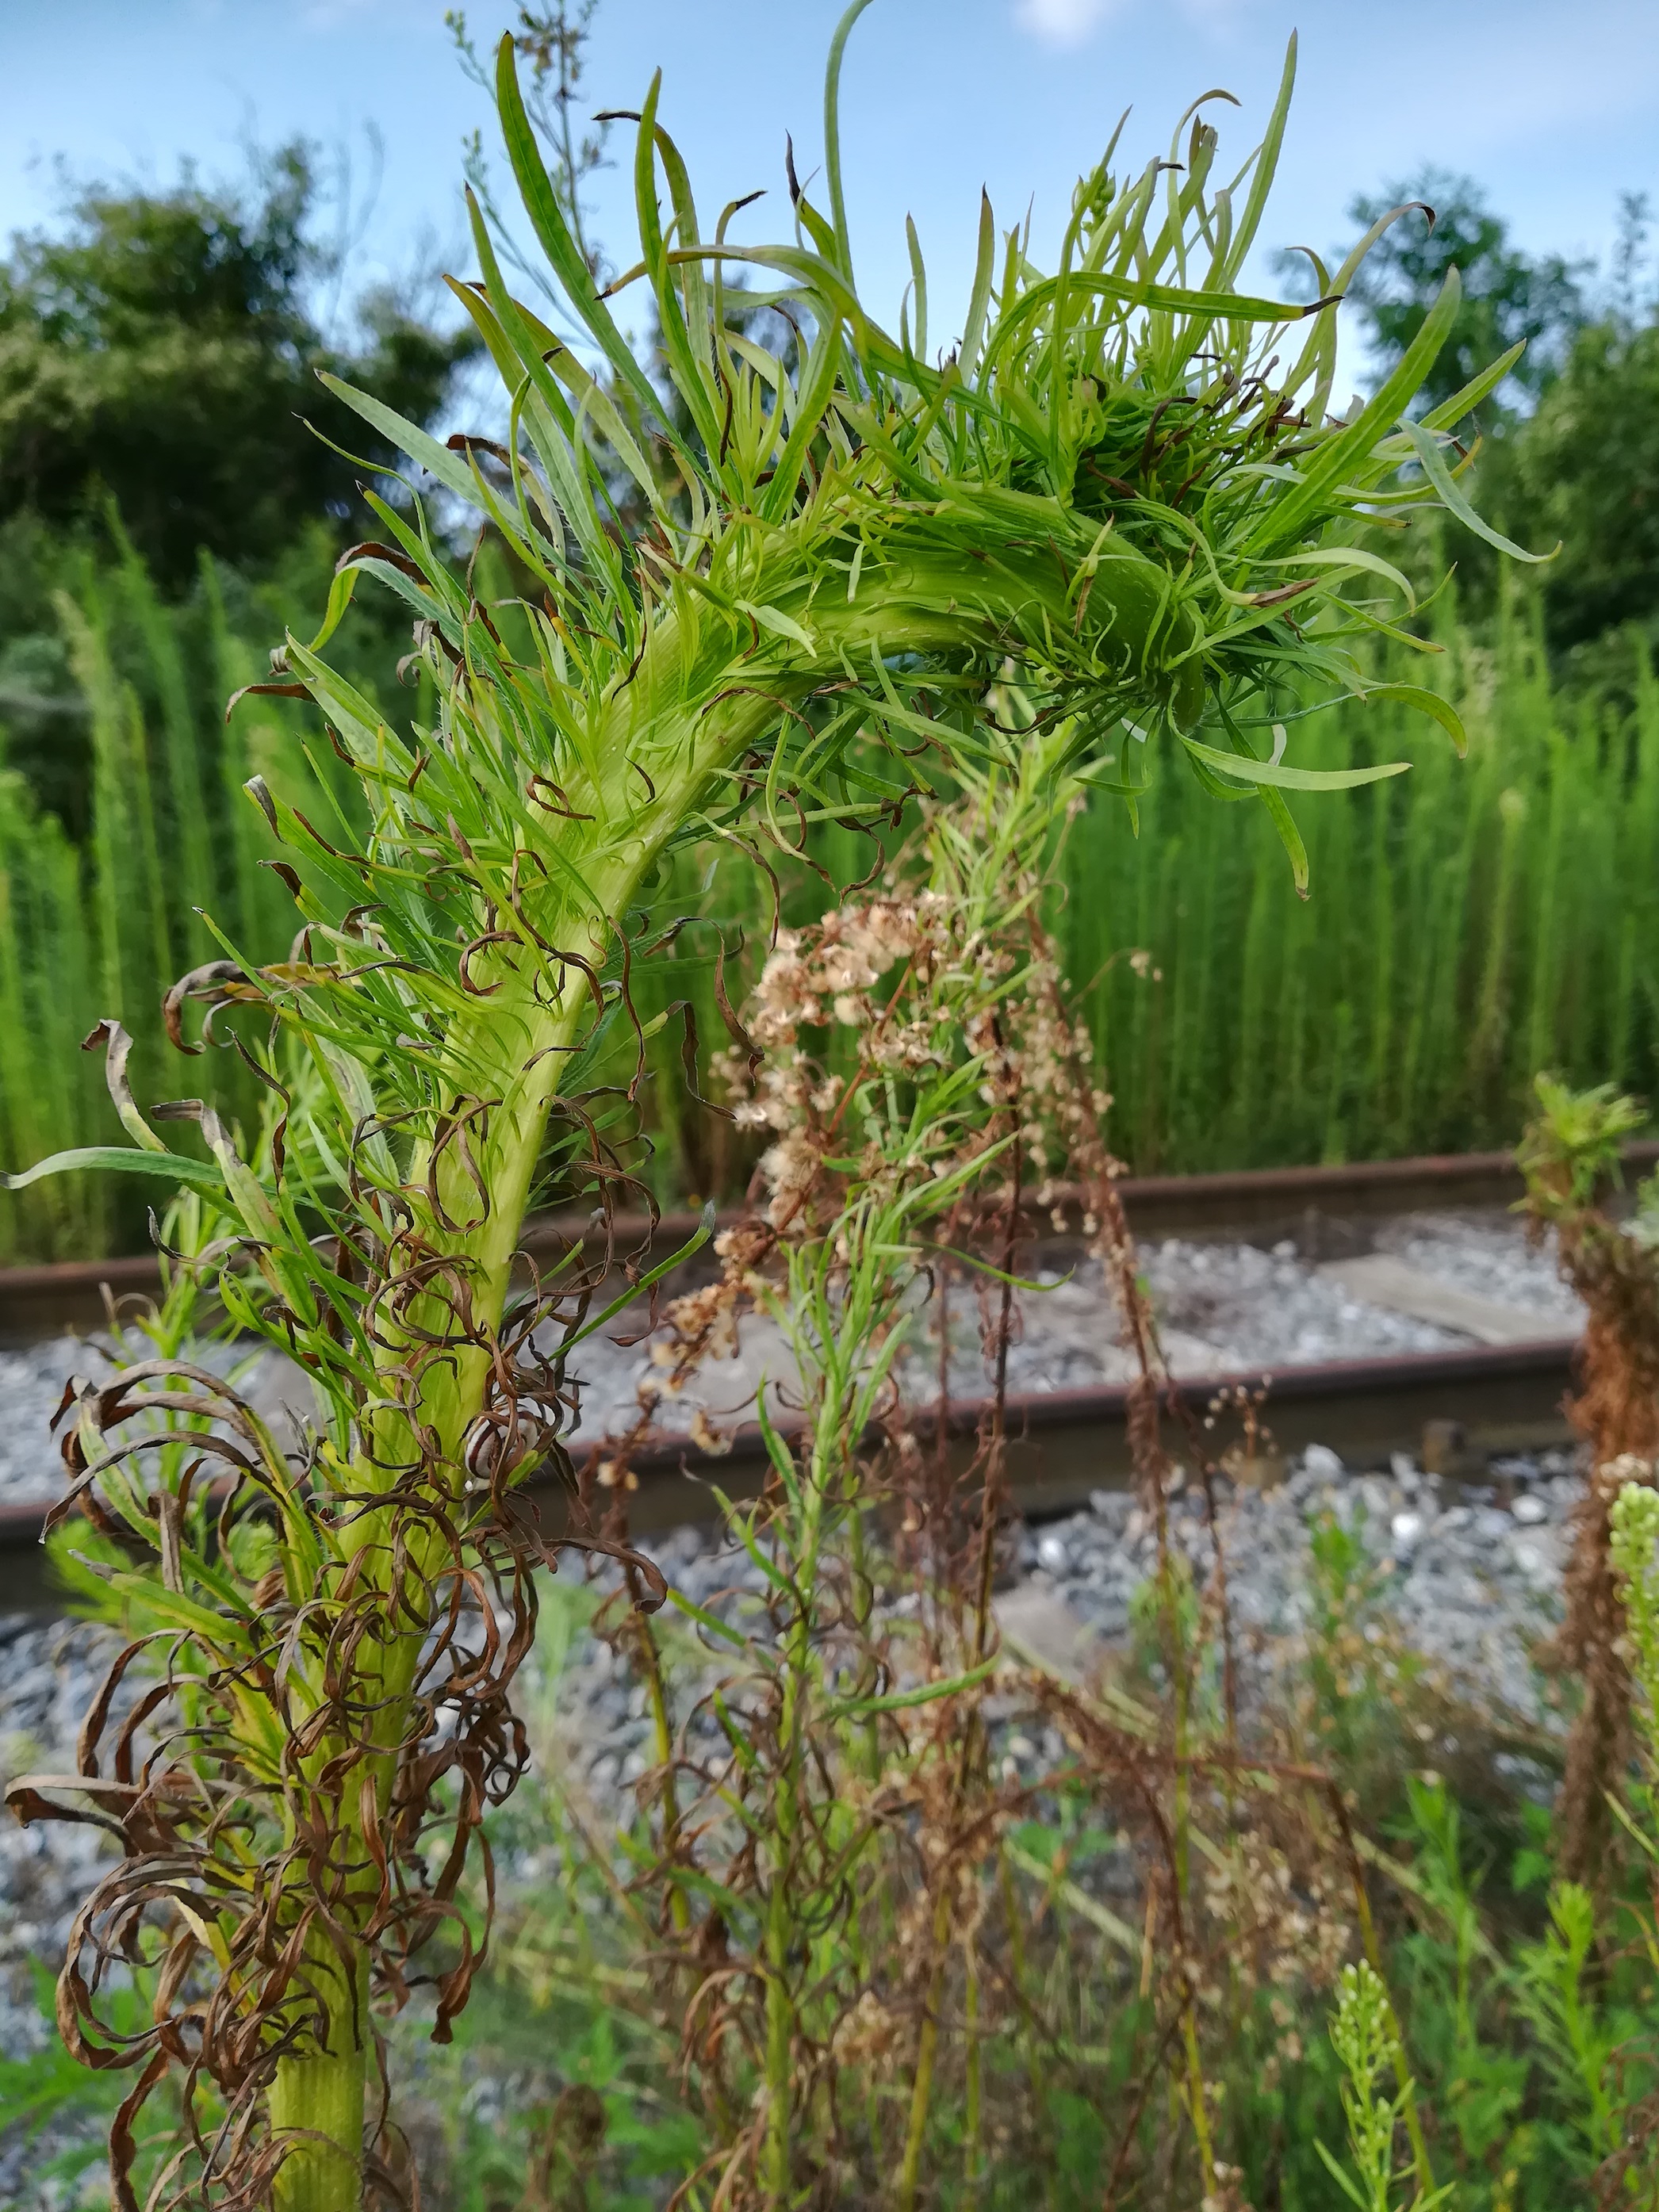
[565, 1208, 1580, 1433]
[0, 1204, 1589, 2191]
[0, 1438, 1583, 2206]
[0, 1211, 1580, 1504]
[0, 1615, 125, 2064]
[526, 1441, 1580, 1831]
[1372, 1212, 1582, 1323]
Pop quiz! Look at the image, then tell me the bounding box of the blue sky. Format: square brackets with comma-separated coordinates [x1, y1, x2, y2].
[3, 0, 1656, 384]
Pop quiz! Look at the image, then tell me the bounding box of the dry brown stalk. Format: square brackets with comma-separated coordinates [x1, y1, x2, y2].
[546, 793, 1397, 2206]
[1519, 1078, 1659, 1885]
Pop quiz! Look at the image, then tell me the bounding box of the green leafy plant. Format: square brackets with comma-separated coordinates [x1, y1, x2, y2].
[1319, 1961, 1451, 2212]
[1518, 1077, 1659, 1881]
[1396, 1781, 1529, 2179]
[2, 10, 1513, 2204]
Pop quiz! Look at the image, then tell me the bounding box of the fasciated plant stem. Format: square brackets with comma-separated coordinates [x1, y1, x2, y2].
[268, 1946, 370, 2212]
[11, 20, 1512, 2202]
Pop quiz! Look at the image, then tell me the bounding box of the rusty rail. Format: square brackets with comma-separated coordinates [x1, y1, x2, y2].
[4, 1142, 1655, 1337]
[0, 1334, 1579, 1613]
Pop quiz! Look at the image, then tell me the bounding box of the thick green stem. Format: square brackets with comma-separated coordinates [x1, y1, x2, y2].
[269, 1947, 370, 2212]
[359, 531, 1195, 1510]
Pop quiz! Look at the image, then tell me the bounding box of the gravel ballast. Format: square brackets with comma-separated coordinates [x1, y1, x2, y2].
[0, 1204, 1590, 2191]
[0, 1209, 1584, 1504]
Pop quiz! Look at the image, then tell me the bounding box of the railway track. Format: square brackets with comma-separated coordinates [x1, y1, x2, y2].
[0, 1146, 1616, 1611]
[7, 1141, 1653, 1338]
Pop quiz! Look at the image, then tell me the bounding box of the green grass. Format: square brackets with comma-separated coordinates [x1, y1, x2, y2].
[0, 542, 356, 1260]
[0, 550, 1652, 1262]
[1056, 577, 1659, 1170]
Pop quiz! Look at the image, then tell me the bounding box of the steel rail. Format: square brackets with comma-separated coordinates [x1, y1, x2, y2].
[0, 1334, 1580, 1613]
[3, 1142, 1654, 1338]
[0, 1142, 1615, 1609]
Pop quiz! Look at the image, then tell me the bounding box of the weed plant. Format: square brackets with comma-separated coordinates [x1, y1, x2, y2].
[345, 829, 1659, 2211]
[1516, 1078, 1659, 1885]
[0, 530, 370, 1259]
[0, 10, 1528, 2207]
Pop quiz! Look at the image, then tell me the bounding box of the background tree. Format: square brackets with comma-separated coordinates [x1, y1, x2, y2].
[1282, 167, 1589, 422]
[1498, 196, 1659, 649]
[0, 145, 478, 586]
[1285, 169, 1659, 656]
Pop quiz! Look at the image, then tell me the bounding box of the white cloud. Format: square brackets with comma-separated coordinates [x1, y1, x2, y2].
[1013, 0, 1251, 44]
[1013, 0, 1123, 48]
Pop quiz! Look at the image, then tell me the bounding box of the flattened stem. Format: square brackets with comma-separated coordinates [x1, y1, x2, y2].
[373, 525, 1205, 1478]
[268, 1946, 370, 2212]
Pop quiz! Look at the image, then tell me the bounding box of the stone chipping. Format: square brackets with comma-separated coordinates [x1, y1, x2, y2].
[0, 1203, 1594, 2195]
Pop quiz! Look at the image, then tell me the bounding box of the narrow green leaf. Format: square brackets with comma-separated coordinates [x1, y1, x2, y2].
[493, 35, 675, 444]
[1358, 681, 1468, 756]
[664, 1584, 748, 1649]
[315, 373, 483, 515]
[0, 1146, 224, 1194]
[1312, 2140, 1375, 2212]
[735, 600, 818, 656]
[1181, 737, 1410, 791]
[1245, 266, 1464, 554]
[1220, 33, 1297, 285]
[1418, 340, 1527, 431]
[758, 319, 846, 522]
[824, 0, 876, 281]
[1248, 545, 1418, 609]
[905, 213, 928, 366]
[1005, 266, 1318, 350]
[561, 1207, 715, 1348]
[634, 75, 723, 463]
[958, 190, 997, 382]
[1259, 784, 1310, 896]
[826, 1651, 999, 1719]
[302, 564, 360, 654]
[1400, 416, 1556, 563]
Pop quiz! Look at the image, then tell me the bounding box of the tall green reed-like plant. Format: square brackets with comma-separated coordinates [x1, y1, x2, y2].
[1056, 587, 1659, 1171]
[0, 766, 108, 1253]
[3, 13, 1511, 2205]
[0, 540, 346, 1261]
